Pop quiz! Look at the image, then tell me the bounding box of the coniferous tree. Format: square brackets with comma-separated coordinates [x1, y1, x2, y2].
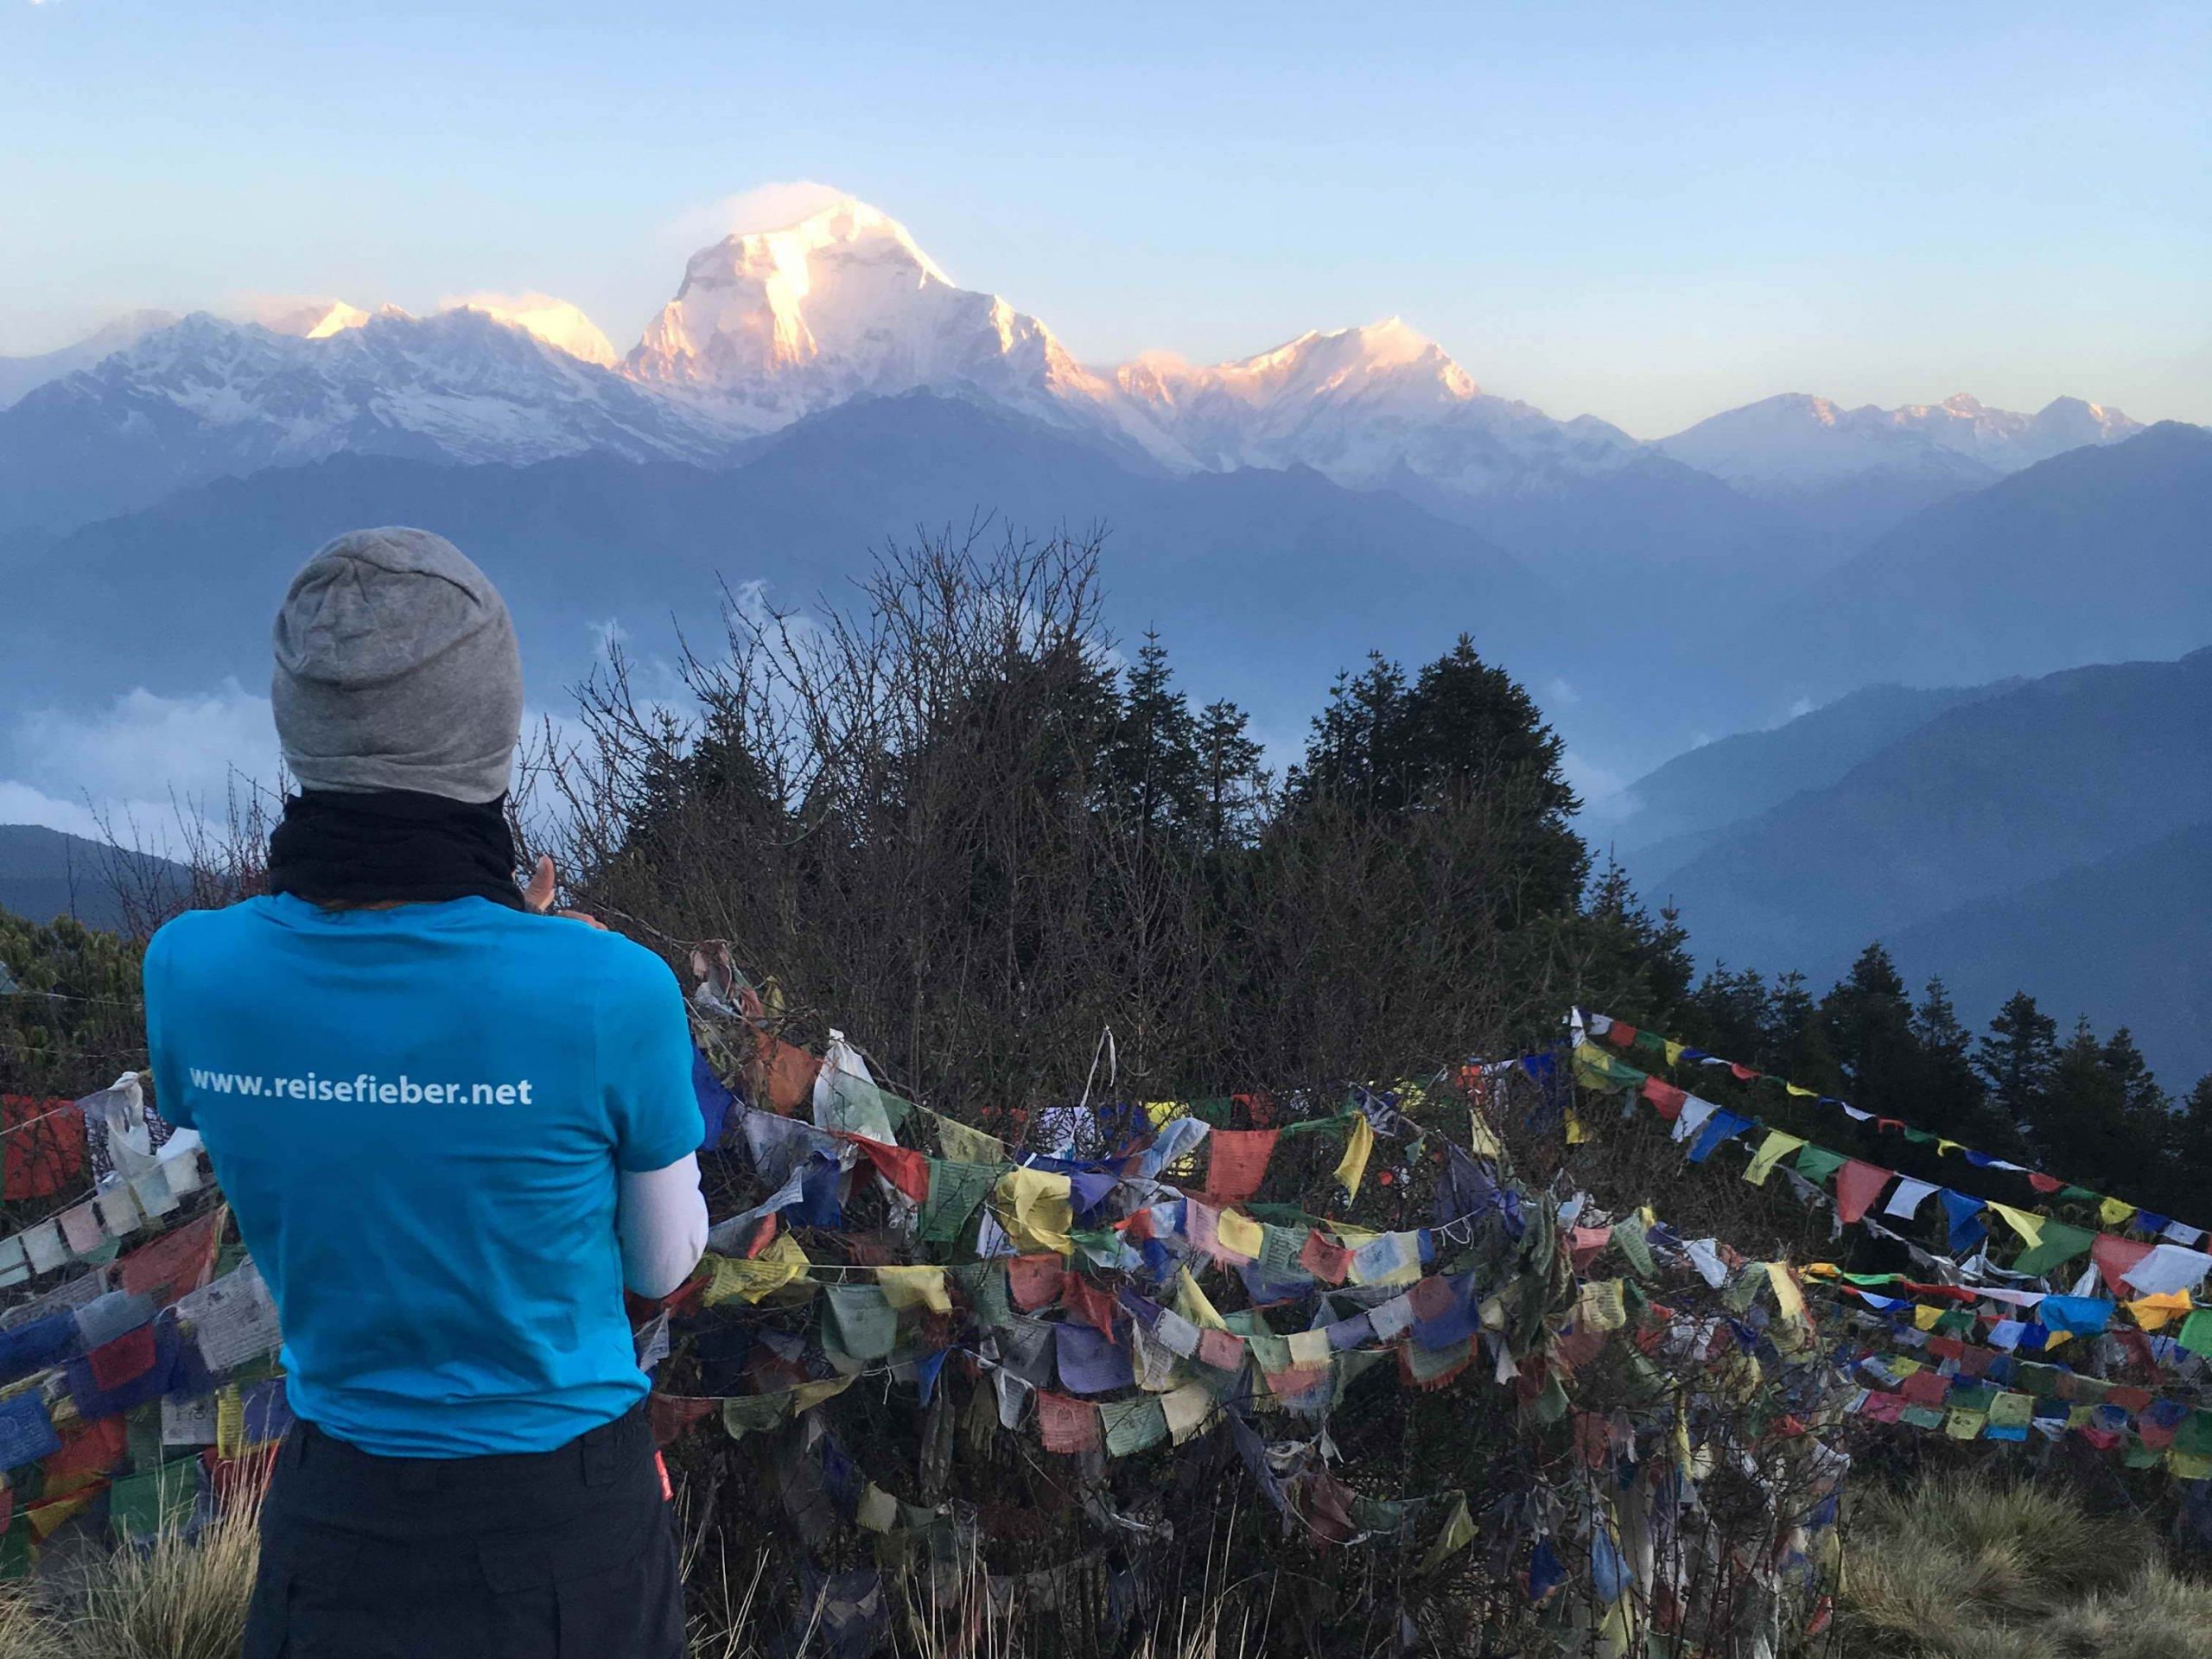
[1194, 699, 1268, 849]
[2030, 1018, 2135, 1192]
[1976, 991, 2058, 1138]
[1107, 632, 1202, 839]
[1766, 970, 1838, 1090]
[1910, 977, 2010, 1148]
[2171, 1075, 2212, 1202]
[1685, 965, 1771, 1062]
[1820, 944, 1918, 1118]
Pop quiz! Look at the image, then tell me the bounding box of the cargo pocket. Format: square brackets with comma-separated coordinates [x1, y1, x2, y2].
[244, 1529, 385, 1659]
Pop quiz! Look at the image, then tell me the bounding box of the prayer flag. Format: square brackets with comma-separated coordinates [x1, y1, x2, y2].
[1835, 1161, 1892, 1225]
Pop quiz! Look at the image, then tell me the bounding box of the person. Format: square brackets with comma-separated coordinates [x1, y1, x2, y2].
[143, 527, 707, 1659]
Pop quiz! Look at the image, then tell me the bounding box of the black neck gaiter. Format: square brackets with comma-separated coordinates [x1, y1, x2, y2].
[265, 790, 526, 911]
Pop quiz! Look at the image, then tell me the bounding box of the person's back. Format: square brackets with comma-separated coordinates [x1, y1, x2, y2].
[146, 891, 697, 1456]
[142, 527, 703, 1659]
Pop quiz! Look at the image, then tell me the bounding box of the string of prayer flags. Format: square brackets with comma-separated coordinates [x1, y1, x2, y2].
[703, 1234, 811, 1306]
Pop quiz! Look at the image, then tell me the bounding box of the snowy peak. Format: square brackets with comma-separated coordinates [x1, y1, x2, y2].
[1658, 391, 2145, 491]
[440, 292, 617, 367]
[621, 195, 1126, 442]
[1120, 318, 1478, 419]
[0, 309, 180, 408]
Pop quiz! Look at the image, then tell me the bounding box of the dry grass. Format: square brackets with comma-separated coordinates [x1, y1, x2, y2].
[1839, 1471, 2212, 1659]
[52, 1498, 262, 1659]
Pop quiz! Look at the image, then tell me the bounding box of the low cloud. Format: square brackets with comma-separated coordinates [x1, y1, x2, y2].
[663, 181, 855, 251]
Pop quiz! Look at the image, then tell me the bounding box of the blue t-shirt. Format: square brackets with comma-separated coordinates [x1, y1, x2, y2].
[143, 894, 700, 1458]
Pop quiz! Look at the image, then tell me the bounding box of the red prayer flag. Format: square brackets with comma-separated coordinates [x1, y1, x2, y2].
[2, 1096, 86, 1201]
[118, 1211, 221, 1304]
[1639, 1077, 1687, 1121]
[86, 1324, 156, 1391]
[2092, 1232, 2154, 1296]
[848, 1136, 930, 1205]
[649, 1395, 715, 1447]
[1198, 1328, 1244, 1371]
[1729, 1063, 1760, 1083]
[43, 1414, 126, 1497]
[1203, 1129, 1279, 1205]
[1007, 1254, 1065, 1313]
[2026, 1173, 2063, 1194]
[1834, 1160, 1893, 1225]
[1061, 1273, 1119, 1342]
[1037, 1391, 1098, 1454]
[1567, 1225, 1611, 1273]
[1605, 1022, 1638, 1050]
[1299, 1229, 1351, 1286]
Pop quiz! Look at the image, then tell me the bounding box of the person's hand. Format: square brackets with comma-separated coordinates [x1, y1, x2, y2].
[523, 855, 607, 929]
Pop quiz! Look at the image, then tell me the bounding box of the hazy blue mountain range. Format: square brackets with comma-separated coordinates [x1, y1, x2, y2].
[1740, 422, 2212, 709]
[1625, 649, 2212, 1085]
[1594, 681, 2017, 873]
[0, 825, 186, 931]
[1882, 820, 2212, 1090]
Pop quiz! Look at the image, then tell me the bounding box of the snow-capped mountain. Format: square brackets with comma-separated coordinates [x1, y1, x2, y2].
[1656, 391, 2142, 493]
[0, 308, 730, 532]
[0, 190, 2154, 541]
[624, 198, 1174, 460]
[0, 309, 178, 408]
[1116, 318, 1647, 497]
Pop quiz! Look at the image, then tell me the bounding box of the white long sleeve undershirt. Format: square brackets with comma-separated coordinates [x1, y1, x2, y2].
[617, 1154, 709, 1299]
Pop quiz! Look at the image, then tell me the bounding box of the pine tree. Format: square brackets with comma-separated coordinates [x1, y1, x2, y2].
[1685, 964, 1771, 1061]
[2171, 1075, 2212, 1199]
[1820, 944, 1917, 1117]
[1194, 699, 1268, 849]
[1976, 991, 2058, 1136]
[1765, 970, 1838, 1090]
[2030, 1018, 2133, 1192]
[1910, 977, 2010, 1148]
[1106, 632, 1202, 838]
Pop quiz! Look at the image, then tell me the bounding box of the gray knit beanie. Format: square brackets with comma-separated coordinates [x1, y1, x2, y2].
[270, 528, 523, 804]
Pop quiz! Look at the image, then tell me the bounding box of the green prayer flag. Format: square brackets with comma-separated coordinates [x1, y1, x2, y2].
[721, 1393, 791, 1438]
[950, 1262, 1013, 1332]
[2178, 1310, 2212, 1359]
[823, 1284, 899, 1364]
[1101, 1395, 1168, 1456]
[1901, 1404, 1947, 1430]
[108, 1462, 197, 1543]
[1191, 1097, 1236, 1127]
[1988, 1392, 2033, 1430]
[2013, 1220, 2095, 1277]
[2126, 1437, 2162, 1469]
[1610, 1212, 1655, 1279]
[1257, 1225, 1313, 1282]
[1245, 1334, 1294, 1374]
[2174, 1411, 2212, 1459]
[1278, 1109, 1358, 1140]
[1791, 1145, 1849, 1183]
[919, 1160, 999, 1247]
[1900, 1128, 1936, 1146]
[0, 1517, 27, 1582]
[2058, 1185, 2099, 1204]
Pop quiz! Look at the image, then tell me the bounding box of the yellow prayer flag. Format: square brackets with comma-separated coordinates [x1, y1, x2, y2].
[27, 1487, 98, 1542]
[1566, 1109, 1592, 1145]
[1914, 1304, 1942, 1332]
[2101, 1196, 2137, 1230]
[877, 1265, 951, 1313]
[1333, 1113, 1375, 1200]
[2170, 1452, 2212, 1481]
[703, 1233, 812, 1306]
[1214, 1207, 1266, 1261]
[1416, 1494, 1477, 1575]
[1663, 1040, 1684, 1068]
[790, 1373, 858, 1413]
[1802, 1262, 1840, 1279]
[932, 1113, 1007, 1166]
[1785, 1084, 1815, 1098]
[1765, 1262, 1806, 1324]
[1287, 1328, 1332, 1367]
[1988, 1203, 2044, 1249]
[1175, 1266, 1229, 1332]
[1943, 1408, 1982, 1440]
[1466, 1109, 1503, 1160]
[1579, 1279, 1627, 1332]
[1936, 1139, 1962, 1157]
[993, 1166, 1074, 1256]
[2128, 1290, 2193, 1332]
[1744, 1130, 1806, 1187]
[214, 1385, 245, 1460]
[1162, 1382, 1215, 1445]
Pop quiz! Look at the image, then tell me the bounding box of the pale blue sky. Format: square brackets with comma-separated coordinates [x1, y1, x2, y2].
[3, 0, 2205, 435]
